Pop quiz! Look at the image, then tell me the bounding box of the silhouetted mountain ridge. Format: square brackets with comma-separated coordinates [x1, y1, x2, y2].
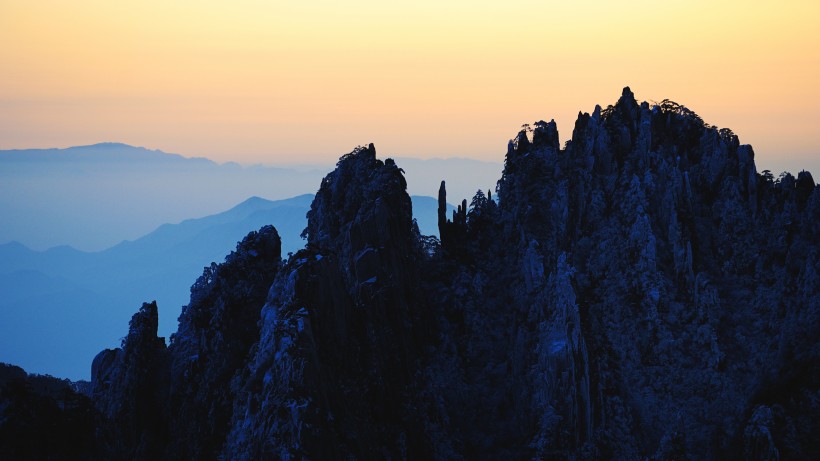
[0, 142, 212, 164]
[1, 88, 817, 460]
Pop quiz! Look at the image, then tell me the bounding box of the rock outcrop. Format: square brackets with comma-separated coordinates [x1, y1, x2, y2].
[91, 301, 169, 459]
[91, 226, 282, 459]
[165, 225, 282, 459]
[224, 144, 431, 459]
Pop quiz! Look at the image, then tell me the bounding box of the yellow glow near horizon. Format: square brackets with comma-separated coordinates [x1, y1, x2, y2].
[1, 1, 819, 173]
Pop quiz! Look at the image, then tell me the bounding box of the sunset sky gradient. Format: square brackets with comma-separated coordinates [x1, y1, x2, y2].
[2, 0, 818, 174]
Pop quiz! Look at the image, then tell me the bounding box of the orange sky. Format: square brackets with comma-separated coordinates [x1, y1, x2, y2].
[1, 1, 818, 174]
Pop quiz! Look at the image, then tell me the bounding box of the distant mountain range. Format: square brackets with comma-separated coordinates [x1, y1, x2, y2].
[0, 143, 325, 251]
[0, 143, 500, 251]
[0, 193, 453, 380]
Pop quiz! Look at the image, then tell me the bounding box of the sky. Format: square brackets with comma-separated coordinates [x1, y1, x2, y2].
[1, 0, 819, 174]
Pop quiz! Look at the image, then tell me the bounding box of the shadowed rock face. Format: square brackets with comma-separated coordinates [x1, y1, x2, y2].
[0, 363, 97, 460]
[427, 88, 818, 460]
[2, 90, 818, 460]
[91, 301, 169, 459]
[90, 226, 282, 460]
[224, 144, 432, 459]
[164, 225, 282, 459]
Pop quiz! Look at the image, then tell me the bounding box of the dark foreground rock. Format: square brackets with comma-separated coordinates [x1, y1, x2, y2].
[1, 90, 817, 460]
[0, 363, 96, 460]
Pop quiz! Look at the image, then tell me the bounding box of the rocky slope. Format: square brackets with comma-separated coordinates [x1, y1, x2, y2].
[1, 89, 817, 460]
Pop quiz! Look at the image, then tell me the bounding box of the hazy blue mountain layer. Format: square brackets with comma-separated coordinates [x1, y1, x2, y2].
[0, 143, 325, 251]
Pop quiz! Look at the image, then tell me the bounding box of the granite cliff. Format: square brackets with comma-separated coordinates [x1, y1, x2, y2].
[1, 89, 817, 460]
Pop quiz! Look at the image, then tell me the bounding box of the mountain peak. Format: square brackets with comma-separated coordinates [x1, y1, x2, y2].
[77, 142, 137, 149]
[235, 195, 271, 208]
[305, 143, 411, 249]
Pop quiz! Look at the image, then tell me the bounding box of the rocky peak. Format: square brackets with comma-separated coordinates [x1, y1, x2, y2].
[91, 302, 165, 401]
[224, 143, 430, 459]
[303, 143, 412, 252]
[164, 225, 282, 459]
[618, 85, 638, 111]
[532, 119, 560, 150]
[123, 301, 163, 354]
[91, 301, 169, 459]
